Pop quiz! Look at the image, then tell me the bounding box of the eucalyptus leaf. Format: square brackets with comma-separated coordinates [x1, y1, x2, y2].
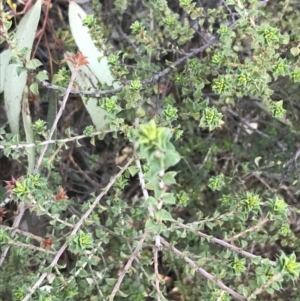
[4, 0, 42, 135]
[65, 55, 108, 131]
[67, 1, 122, 130]
[22, 86, 35, 174]
[0, 50, 10, 93]
[68, 1, 120, 89]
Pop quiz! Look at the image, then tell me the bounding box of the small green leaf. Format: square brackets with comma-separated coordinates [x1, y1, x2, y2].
[163, 171, 177, 184]
[128, 165, 139, 177]
[254, 157, 262, 167]
[155, 209, 173, 221]
[26, 58, 43, 70]
[52, 73, 66, 84]
[144, 196, 157, 206]
[162, 193, 176, 205]
[291, 47, 300, 57]
[105, 278, 117, 286]
[164, 151, 181, 169]
[145, 218, 157, 232]
[29, 82, 39, 95]
[136, 107, 146, 118]
[36, 70, 48, 81]
[251, 256, 262, 265]
[16, 66, 27, 76]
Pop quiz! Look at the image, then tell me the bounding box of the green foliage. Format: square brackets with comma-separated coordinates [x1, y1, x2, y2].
[1, 1, 300, 301]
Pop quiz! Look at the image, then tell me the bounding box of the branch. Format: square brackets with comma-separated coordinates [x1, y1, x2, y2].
[154, 246, 162, 301]
[34, 67, 79, 172]
[161, 237, 246, 301]
[0, 203, 26, 266]
[109, 232, 148, 300]
[0, 130, 112, 150]
[246, 273, 282, 300]
[227, 109, 287, 152]
[176, 222, 276, 266]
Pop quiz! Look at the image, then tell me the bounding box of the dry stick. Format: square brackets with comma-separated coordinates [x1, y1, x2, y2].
[34, 68, 79, 172]
[109, 232, 148, 300]
[0, 197, 11, 208]
[227, 217, 270, 242]
[21, 157, 134, 301]
[160, 238, 246, 301]
[0, 130, 112, 150]
[153, 247, 162, 301]
[227, 109, 287, 152]
[0, 224, 45, 243]
[0, 203, 25, 266]
[6, 239, 56, 255]
[177, 222, 276, 266]
[115, 25, 142, 56]
[217, 291, 226, 301]
[0, 68, 79, 268]
[246, 273, 282, 300]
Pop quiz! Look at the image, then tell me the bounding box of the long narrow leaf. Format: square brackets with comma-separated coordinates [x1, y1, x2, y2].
[65, 54, 107, 131]
[45, 89, 58, 157]
[4, 0, 42, 135]
[68, 1, 120, 89]
[22, 86, 35, 174]
[0, 50, 10, 93]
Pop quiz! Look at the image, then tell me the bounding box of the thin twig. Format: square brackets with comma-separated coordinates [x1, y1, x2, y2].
[176, 222, 276, 266]
[115, 25, 142, 56]
[109, 232, 148, 300]
[227, 217, 270, 242]
[6, 239, 56, 255]
[221, 0, 235, 23]
[246, 273, 282, 300]
[154, 247, 162, 301]
[0, 224, 45, 243]
[34, 67, 79, 172]
[0, 203, 25, 266]
[0, 130, 111, 150]
[135, 156, 154, 217]
[33, 203, 75, 228]
[161, 238, 246, 301]
[227, 108, 287, 152]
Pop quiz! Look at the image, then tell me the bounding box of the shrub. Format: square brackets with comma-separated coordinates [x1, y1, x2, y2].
[1, 0, 300, 300]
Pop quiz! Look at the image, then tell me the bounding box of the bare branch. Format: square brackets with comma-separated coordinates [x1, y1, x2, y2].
[161, 238, 246, 301]
[109, 232, 148, 300]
